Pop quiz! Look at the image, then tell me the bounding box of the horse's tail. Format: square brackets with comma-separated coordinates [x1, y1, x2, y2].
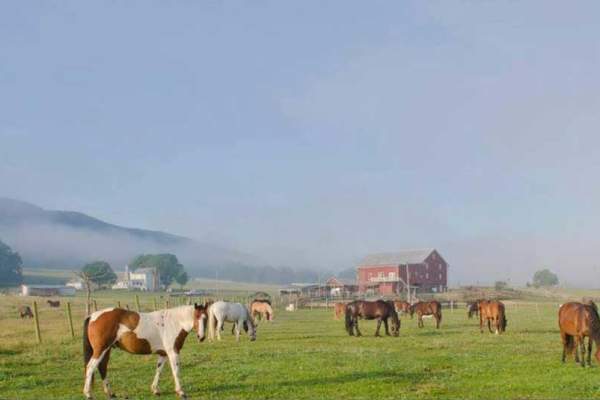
[83, 317, 93, 374]
[344, 304, 354, 335]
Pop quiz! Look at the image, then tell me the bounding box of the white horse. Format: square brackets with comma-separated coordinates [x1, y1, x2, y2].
[208, 301, 256, 342]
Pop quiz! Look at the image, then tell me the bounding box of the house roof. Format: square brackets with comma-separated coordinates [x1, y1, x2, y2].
[326, 276, 356, 286]
[359, 248, 437, 266]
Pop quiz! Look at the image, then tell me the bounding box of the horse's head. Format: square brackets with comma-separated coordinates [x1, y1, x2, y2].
[193, 302, 210, 342]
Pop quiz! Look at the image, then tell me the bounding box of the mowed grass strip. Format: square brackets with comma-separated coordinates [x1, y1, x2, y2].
[2, 296, 600, 399]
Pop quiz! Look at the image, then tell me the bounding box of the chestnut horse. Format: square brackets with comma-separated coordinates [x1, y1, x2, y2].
[393, 300, 411, 315]
[558, 301, 600, 367]
[334, 302, 346, 320]
[82, 304, 209, 399]
[250, 299, 273, 322]
[345, 300, 400, 337]
[410, 301, 442, 328]
[478, 300, 507, 334]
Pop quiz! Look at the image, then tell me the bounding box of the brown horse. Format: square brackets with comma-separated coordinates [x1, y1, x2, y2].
[345, 300, 400, 337]
[393, 300, 411, 315]
[410, 301, 442, 328]
[47, 300, 60, 308]
[333, 302, 346, 320]
[467, 300, 482, 319]
[18, 305, 33, 318]
[250, 299, 273, 322]
[478, 300, 507, 334]
[558, 301, 600, 367]
[82, 304, 209, 399]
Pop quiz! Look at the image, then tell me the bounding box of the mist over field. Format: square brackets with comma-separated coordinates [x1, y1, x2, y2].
[2, 2, 600, 287]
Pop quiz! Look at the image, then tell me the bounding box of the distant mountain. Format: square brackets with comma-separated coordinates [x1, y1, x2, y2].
[0, 197, 253, 271]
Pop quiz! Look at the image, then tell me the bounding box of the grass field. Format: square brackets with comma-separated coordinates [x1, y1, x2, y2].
[1, 293, 600, 399]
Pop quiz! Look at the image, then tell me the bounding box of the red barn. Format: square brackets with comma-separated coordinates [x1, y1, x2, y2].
[357, 249, 448, 295]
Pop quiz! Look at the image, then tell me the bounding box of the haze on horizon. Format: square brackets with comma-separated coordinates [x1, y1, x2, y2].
[2, 2, 600, 287]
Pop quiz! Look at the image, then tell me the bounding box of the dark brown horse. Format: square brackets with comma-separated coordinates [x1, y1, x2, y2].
[479, 300, 507, 334]
[393, 300, 411, 315]
[467, 300, 482, 319]
[47, 300, 60, 308]
[559, 301, 600, 367]
[410, 301, 442, 328]
[18, 305, 33, 318]
[345, 300, 400, 337]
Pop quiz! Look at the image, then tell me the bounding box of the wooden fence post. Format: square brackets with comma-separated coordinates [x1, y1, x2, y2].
[93, 300, 98, 312]
[135, 295, 141, 312]
[117, 300, 121, 308]
[66, 302, 75, 338]
[153, 297, 158, 311]
[32, 301, 42, 344]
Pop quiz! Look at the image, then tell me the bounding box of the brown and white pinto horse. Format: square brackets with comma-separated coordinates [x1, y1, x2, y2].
[250, 299, 273, 322]
[83, 304, 209, 399]
[478, 300, 507, 334]
[345, 300, 400, 337]
[558, 301, 600, 367]
[410, 301, 442, 328]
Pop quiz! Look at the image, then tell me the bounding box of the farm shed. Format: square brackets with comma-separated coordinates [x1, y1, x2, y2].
[357, 248, 448, 295]
[21, 285, 76, 297]
[325, 276, 358, 297]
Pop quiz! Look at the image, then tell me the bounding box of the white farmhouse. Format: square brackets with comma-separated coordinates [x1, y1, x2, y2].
[112, 265, 160, 291]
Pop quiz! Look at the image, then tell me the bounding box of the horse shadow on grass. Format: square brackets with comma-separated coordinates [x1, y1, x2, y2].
[207, 369, 432, 393]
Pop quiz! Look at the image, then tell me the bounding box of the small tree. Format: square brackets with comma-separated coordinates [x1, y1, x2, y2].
[175, 271, 189, 288]
[494, 281, 508, 291]
[532, 269, 559, 288]
[0, 239, 23, 287]
[77, 261, 117, 315]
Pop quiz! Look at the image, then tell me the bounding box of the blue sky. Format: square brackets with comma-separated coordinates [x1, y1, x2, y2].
[2, 1, 600, 285]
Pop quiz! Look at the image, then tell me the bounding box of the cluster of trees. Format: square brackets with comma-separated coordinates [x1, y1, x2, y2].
[0, 239, 23, 286]
[531, 269, 559, 288]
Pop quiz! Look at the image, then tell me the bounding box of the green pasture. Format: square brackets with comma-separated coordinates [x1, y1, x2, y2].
[1, 293, 600, 399]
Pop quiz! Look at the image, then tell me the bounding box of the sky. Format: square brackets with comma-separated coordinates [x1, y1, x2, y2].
[2, 1, 600, 286]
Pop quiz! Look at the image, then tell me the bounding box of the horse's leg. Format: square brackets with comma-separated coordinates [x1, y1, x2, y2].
[235, 319, 242, 342]
[375, 318, 382, 337]
[580, 337, 586, 367]
[487, 318, 493, 333]
[84, 347, 110, 400]
[216, 318, 223, 341]
[167, 350, 186, 398]
[355, 318, 362, 337]
[560, 332, 568, 363]
[418, 314, 423, 328]
[574, 336, 581, 364]
[494, 317, 499, 335]
[97, 348, 116, 399]
[231, 323, 236, 335]
[479, 314, 484, 333]
[151, 355, 167, 396]
[383, 318, 390, 336]
[587, 336, 593, 366]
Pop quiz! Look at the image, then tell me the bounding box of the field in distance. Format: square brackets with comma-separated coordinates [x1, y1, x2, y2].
[2, 293, 600, 399]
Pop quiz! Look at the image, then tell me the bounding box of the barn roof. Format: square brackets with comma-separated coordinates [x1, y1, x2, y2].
[359, 248, 437, 266]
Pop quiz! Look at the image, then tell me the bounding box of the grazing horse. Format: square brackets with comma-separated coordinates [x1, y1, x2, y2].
[410, 301, 442, 329]
[47, 300, 60, 308]
[82, 304, 209, 399]
[209, 301, 256, 342]
[334, 302, 346, 320]
[250, 299, 273, 322]
[467, 300, 482, 319]
[18, 305, 33, 318]
[393, 300, 411, 315]
[345, 300, 400, 337]
[558, 301, 600, 367]
[478, 300, 507, 334]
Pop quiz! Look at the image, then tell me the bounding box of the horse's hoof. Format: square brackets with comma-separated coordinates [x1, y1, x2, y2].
[176, 391, 187, 399]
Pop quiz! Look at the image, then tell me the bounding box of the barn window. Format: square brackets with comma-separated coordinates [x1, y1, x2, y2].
[426, 273, 429, 279]
[439, 263, 442, 270]
[439, 273, 442, 279]
[389, 272, 396, 279]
